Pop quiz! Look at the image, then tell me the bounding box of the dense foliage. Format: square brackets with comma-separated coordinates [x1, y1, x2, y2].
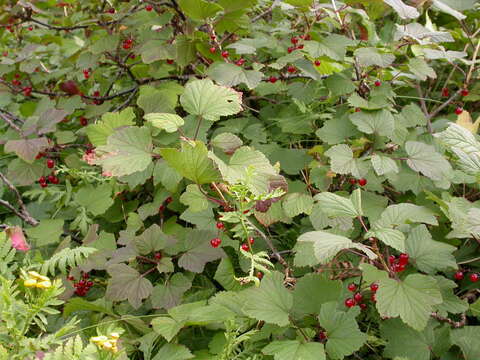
[1, 0, 480, 358]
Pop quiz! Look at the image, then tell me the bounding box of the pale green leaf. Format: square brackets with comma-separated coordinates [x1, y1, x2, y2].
[263, 341, 325, 360]
[295, 231, 377, 265]
[86, 107, 135, 146]
[314, 192, 360, 218]
[160, 141, 221, 184]
[282, 193, 314, 217]
[293, 274, 342, 316]
[95, 126, 153, 177]
[376, 274, 443, 330]
[405, 141, 452, 181]
[178, 0, 223, 20]
[319, 302, 367, 359]
[355, 47, 395, 67]
[106, 264, 153, 309]
[180, 184, 209, 212]
[145, 113, 184, 133]
[325, 144, 362, 178]
[207, 62, 263, 90]
[350, 109, 394, 136]
[405, 225, 457, 274]
[371, 154, 399, 175]
[243, 271, 293, 326]
[367, 228, 405, 252]
[180, 79, 242, 121]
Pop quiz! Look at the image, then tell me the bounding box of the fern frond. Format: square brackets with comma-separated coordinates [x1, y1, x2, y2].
[43, 336, 86, 360]
[0, 232, 16, 278]
[41, 247, 97, 276]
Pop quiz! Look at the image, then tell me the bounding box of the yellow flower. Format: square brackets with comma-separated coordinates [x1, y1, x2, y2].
[91, 335, 108, 344]
[28, 271, 50, 282]
[36, 280, 52, 289]
[24, 279, 37, 287]
[91, 334, 119, 353]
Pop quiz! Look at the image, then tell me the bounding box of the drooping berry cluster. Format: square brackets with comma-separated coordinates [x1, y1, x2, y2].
[69, 272, 94, 297]
[344, 282, 379, 308]
[389, 253, 409, 273]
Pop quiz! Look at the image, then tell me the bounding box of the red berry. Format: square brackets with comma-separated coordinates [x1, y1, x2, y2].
[304, 34, 311, 40]
[28, 26, 33, 31]
[454, 271, 464, 281]
[349, 178, 357, 185]
[235, 58, 245, 66]
[47, 175, 55, 183]
[86, 281, 93, 287]
[209, 47, 216, 54]
[347, 283, 357, 292]
[374, 80, 381, 87]
[314, 60, 321, 66]
[287, 47, 294, 54]
[129, 54, 136, 59]
[344, 298, 356, 308]
[108, 8, 115, 13]
[154, 252, 162, 260]
[221, 50, 229, 58]
[125, 39, 133, 45]
[470, 273, 479, 282]
[78, 280, 86, 286]
[455, 107, 463, 115]
[46, 159, 55, 168]
[51, 176, 59, 184]
[248, 237, 255, 245]
[22, 86, 32, 96]
[67, 275, 74, 281]
[370, 283, 379, 292]
[256, 271, 263, 279]
[358, 178, 367, 186]
[79, 117, 88, 126]
[2, 51, 7, 56]
[297, 44, 304, 49]
[291, 37, 298, 45]
[38, 176, 46, 183]
[398, 253, 409, 265]
[82, 272, 89, 279]
[388, 255, 396, 265]
[359, 303, 367, 310]
[166, 59, 174, 64]
[355, 108, 361, 112]
[210, 237, 221, 248]
[241, 243, 249, 251]
[287, 65, 296, 73]
[159, 205, 165, 212]
[268, 76, 278, 83]
[123, 43, 132, 50]
[461, 89, 469, 97]
[354, 292, 363, 302]
[318, 331, 327, 340]
[166, 197, 173, 203]
[210, 35, 216, 40]
[146, 4, 153, 11]
[442, 88, 449, 97]
[14, 73, 20, 79]
[396, 263, 406, 272]
[371, 293, 377, 302]
[93, 90, 100, 97]
[216, 222, 225, 230]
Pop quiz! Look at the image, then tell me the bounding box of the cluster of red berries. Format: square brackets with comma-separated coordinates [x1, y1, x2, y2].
[210, 221, 226, 248]
[454, 270, 479, 282]
[345, 282, 379, 308]
[38, 173, 59, 188]
[122, 38, 133, 50]
[241, 237, 255, 251]
[11, 73, 21, 86]
[389, 253, 409, 273]
[83, 69, 90, 79]
[69, 272, 94, 297]
[287, 35, 310, 53]
[349, 178, 367, 186]
[158, 196, 173, 213]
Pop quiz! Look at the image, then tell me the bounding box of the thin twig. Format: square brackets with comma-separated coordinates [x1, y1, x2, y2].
[431, 312, 466, 328]
[427, 89, 463, 121]
[0, 172, 39, 226]
[416, 83, 431, 132]
[466, 38, 480, 86]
